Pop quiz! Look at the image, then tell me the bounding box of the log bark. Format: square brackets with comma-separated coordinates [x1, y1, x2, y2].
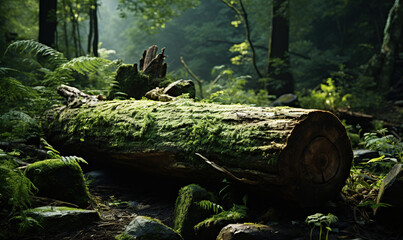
[45, 98, 352, 206]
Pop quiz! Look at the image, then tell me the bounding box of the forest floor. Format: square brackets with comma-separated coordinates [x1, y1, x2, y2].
[23, 168, 403, 240]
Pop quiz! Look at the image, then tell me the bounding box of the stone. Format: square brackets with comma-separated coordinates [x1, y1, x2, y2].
[116, 216, 183, 240]
[163, 80, 196, 99]
[216, 223, 274, 240]
[25, 206, 99, 233]
[375, 164, 403, 216]
[194, 205, 248, 240]
[270, 93, 298, 107]
[25, 159, 92, 207]
[173, 184, 216, 240]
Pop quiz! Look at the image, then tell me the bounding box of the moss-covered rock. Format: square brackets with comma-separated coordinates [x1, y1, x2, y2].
[25, 159, 91, 207]
[173, 184, 215, 240]
[116, 216, 183, 240]
[163, 80, 195, 99]
[194, 205, 248, 240]
[25, 206, 99, 233]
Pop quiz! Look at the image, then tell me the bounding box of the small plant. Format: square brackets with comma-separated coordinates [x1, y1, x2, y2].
[299, 78, 351, 111]
[305, 213, 338, 240]
[40, 138, 88, 165]
[362, 128, 403, 162]
[198, 200, 224, 214]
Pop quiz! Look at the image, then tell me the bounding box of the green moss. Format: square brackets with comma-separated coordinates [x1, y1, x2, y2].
[26, 206, 88, 213]
[194, 204, 248, 231]
[173, 184, 215, 240]
[110, 64, 159, 100]
[25, 159, 91, 207]
[48, 99, 295, 173]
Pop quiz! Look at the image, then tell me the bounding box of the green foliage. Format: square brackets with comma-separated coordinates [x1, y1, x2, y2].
[193, 204, 248, 231]
[197, 200, 224, 214]
[0, 110, 40, 140]
[298, 78, 350, 111]
[204, 65, 272, 106]
[0, 40, 117, 142]
[41, 138, 88, 165]
[0, 149, 37, 224]
[5, 40, 68, 69]
[305, 213, 338, 240]
[117, 0, 200, 32]
[362, 129, 403, 162]
[342, 128, 401, 214]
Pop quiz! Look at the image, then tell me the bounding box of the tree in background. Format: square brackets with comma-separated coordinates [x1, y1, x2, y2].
[87, 0, 99, 56]
[221, 0, 293, 95]
[267, 0, 293, 95]
[365, 0, 403, 99]
[39, 0, 57, 47]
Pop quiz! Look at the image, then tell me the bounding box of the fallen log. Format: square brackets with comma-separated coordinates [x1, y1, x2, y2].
[45, 95, 353, 206]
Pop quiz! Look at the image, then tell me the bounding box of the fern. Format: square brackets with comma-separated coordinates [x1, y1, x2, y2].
[40, 138, 88, 165]
[5, 40, 68, 68]
[44, 56, 113, 87]
[0, 67, 18, 76]
[60, 156, 88, 165]
[0, 77, 35, 102]
[198, 200, 224, 214]
[59, 56, 111, 75]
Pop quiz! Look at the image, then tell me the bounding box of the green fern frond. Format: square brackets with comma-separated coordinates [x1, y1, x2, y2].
[60, 156, 88, 165]
[0, 67, 18, 77]
[0, 77, 35, 102]
[5, 40, 68, 68]
[198, 200, 224, 214]
[58, 56, 111, 75]
[45, 56, 113, 86]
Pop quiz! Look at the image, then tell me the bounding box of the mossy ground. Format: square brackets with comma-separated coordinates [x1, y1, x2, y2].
[25, 159, 91, 207]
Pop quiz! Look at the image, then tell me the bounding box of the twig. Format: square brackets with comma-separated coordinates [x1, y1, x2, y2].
[180, 57, 204, 99]
[195, 153, 258, 185]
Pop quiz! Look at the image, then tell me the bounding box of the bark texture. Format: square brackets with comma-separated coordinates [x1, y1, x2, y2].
[46, 99, 352, 206]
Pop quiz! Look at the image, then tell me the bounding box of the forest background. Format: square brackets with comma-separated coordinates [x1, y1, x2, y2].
[1, 0, 403, 237]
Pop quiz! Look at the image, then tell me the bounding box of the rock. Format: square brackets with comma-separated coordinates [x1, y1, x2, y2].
[375, 164, 403, 216]
[353, 149, 380, 163]
[269, 93, 298, 107]
[394, 100, 403, 106]
[163, 80, 196, 99]
[25, 159, 92, 207]
[194, 205, 248, 240]
[116, 216, 183, 240]
[216, 223, 275, 240]
[85, 170, 116, 186]
[173, 184, 216, 240]
[145, 87, 176, 102]
[25, 206, 99, 233]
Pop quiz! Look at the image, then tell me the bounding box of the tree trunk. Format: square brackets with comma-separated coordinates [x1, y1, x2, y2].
[364, 0, 403, 94]
[38, 0, 57, 47]
[92, 1, 99, 57]
[267, 0, 294, 96]
[45, 95, 353, 206]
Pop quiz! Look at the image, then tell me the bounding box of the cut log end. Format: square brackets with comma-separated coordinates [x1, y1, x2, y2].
[279, 111, 353, 206]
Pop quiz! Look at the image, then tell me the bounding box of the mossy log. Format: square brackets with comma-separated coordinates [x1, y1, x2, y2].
[45, 99, 353, 206]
